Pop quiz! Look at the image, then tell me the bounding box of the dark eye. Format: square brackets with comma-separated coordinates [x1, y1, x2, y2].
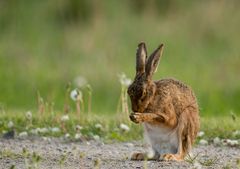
[127, 86, 134, 96]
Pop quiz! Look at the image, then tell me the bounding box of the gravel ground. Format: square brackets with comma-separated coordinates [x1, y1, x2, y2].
[0, 138, 239, 169]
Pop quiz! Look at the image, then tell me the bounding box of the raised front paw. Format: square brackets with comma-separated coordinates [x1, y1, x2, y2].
[129, 113, 144, 123]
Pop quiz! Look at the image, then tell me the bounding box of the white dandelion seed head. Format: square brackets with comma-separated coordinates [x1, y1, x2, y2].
[233, 130, 240, 137]
[197, 131, 205, 137]
[30, 129, 38, 135]
[25, 111, 32, 120]
[7, 121, 14, 128]
[224, 139, 239, 146]
[73, 76, 88, 88]
[42, 137, 51, 142]
[61, 115, 69, 122]
[213, 137, 221, 145]
[38, 127, 48, 134]
[118, 73, 132, 87]
[95, 123, 103, 130]
[120, 123, 130, 132]
[70, 89, 83, 101]
[19, 131, 28, 138]
[75, 133, 82, 140]
[199, 139, 208, 145]
[51, 127, 60, 133]
[65, 133, 70, 138]
[93, 134, 100, 141]
[75, 125, 83, 131]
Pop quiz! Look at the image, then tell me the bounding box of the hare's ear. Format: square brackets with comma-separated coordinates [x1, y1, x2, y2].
[145, 44, 164, 79]
[136, 42, 147, 75]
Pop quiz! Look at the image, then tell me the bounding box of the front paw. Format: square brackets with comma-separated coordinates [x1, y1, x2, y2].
[129, 113, 144, 123]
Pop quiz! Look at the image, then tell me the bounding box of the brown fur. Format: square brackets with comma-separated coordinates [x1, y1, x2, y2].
[128, 42, 200, 161]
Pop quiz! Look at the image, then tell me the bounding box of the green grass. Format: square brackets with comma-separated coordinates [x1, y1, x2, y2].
[0, 109, 239, 142]
[0, 1, 240, 116]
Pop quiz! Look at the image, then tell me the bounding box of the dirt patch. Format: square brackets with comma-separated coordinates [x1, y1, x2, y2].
[0, 138, 239, 169]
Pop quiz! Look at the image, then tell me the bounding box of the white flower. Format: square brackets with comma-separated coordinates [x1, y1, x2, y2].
[93, 135, 100, 141]
[197, 131, 205, 137]
[228, 140, 238, 146]
[30, 129, 38, 135]
[70, 89, 83, 101]
[213, 137, 221, 145]
[118, 73, 132, 87]
[120, 123, 130, 132]
[199, 139, 208, 145]
[25, 111, 32, 120]
[222, 139, 239, 146]
[61, 115, 69, 122]
[95, 123, 103, 130]
[65, 133, 70, 138]
[75, 133, 82, 140]
[51, 127, 60, 133]
[19, 131, 28, 138]
[7, 121, 14, 128]
[233, 130, 240, 137]
[73, 76, 88, 88]
[38, 128, 48, 134]
[42, 137, 51, 142]
[75, 125, 83, 131]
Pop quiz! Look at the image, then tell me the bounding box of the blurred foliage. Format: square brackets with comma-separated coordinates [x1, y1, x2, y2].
[0, 0, 240, 116]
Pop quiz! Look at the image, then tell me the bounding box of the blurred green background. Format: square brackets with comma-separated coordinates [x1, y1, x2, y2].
[0, 0, 239, 116]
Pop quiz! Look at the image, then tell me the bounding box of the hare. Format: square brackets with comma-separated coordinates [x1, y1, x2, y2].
[127, 42, 200, 161]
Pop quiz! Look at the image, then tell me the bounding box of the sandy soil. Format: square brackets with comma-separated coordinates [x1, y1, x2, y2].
[0, 138, 239, 169]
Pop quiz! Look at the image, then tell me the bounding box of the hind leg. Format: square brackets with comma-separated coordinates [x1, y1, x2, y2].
[160, 138, 186, 161]
[161, 108, 198, 161]
[160, 136, 187, 161]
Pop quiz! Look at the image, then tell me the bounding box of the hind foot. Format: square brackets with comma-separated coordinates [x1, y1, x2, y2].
[130, 152, 146, 160]
[160, 154, 183, 161]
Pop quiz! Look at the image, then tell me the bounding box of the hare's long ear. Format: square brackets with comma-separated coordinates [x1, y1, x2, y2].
[136, 42, 147, 75]
[145, 44, 164, 79]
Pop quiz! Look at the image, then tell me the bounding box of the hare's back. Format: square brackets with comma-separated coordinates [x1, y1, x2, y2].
[155, 78, 198, 107]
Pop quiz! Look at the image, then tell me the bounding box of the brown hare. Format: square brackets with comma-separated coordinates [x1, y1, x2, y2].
[127, 42, 200, 161]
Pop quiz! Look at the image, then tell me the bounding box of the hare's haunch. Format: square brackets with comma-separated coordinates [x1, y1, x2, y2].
[128, 42, 200, 161]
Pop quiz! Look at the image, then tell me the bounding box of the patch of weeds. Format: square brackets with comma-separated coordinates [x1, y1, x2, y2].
[79, 152, 86, 159]
[222, 163, 232, 169]
[185, 153, 200, 164]
[237, 158, 240, 168]
[59, 153, 67, 168]
[31, 151, 42, 168]
[0, 149, 20, 159]
[199, 157, 218, 166]
[9, 165, 16, 169]
[186, 153, 218, 168]
[93, 158, 101, 169]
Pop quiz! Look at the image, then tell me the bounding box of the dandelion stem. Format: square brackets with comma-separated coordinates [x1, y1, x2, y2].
[76, 100, 81, 120]
[88, 92, 92, 115]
